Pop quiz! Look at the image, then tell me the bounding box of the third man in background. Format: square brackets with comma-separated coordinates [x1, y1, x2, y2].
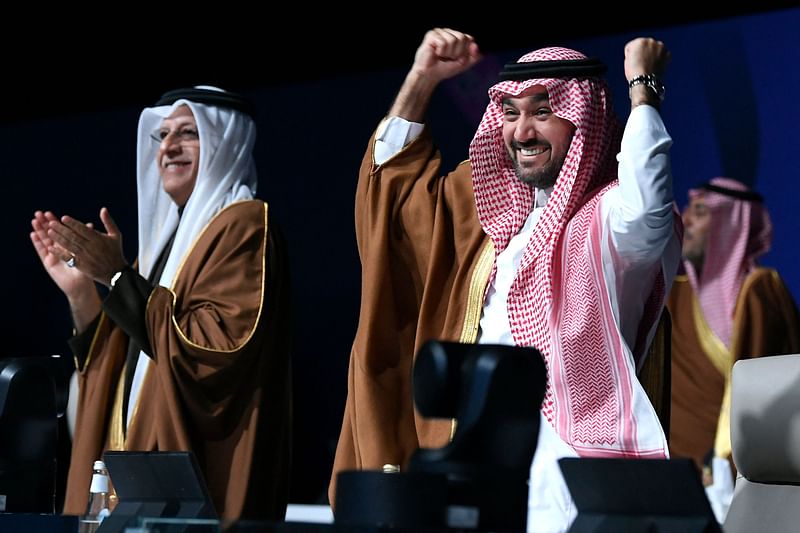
[669, 177, 800, 520]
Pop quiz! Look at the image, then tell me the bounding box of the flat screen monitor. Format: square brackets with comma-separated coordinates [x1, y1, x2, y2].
[98, 451, 216, 533]
[559, 457, 721, 533]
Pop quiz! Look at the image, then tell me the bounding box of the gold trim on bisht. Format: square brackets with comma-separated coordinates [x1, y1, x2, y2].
[460, 240, 494, 343]
[108, 365, 127, 451]
[692, 293, 731, 378]
[691, 289, 734, 457]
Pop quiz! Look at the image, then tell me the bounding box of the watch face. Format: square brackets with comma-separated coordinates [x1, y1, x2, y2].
[652, 80, 665, 101]
[629, 74, 664, 102]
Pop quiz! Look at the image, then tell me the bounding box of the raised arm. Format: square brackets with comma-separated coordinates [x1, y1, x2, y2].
[605, 38, 680, 351]
[389, 28, 481, 121]
[611, 37, 676, 261]
[374, 29, 481, 166]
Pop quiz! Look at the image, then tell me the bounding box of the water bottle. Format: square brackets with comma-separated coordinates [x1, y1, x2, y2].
[78, 460, 111, 533]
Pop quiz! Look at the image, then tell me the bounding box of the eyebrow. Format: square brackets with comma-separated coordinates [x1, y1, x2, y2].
[159, 117, 197, 129]
[502, 92, 550, 106]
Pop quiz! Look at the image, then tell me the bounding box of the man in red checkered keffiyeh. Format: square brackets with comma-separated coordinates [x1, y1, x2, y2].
[332, 28, 681, 531]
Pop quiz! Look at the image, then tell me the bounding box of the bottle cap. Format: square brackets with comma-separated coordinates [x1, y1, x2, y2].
[90, 460, 109, 493]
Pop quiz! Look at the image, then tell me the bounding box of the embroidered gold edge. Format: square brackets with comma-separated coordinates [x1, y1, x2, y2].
[713, 383, 733, 458]
[109, 362, 127, 451]
[149, 200, 268, 354]
[459, 240, 494, 343]
[691, 291, 732, 377]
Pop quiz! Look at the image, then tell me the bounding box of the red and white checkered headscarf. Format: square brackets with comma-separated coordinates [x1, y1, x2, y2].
[469, 47, 666, 457]
[684, 177, 773, 348]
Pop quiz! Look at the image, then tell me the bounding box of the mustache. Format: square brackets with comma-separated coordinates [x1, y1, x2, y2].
[510, 139, 550, 151]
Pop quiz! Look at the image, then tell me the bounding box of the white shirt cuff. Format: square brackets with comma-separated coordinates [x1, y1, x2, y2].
[374, 116, 425, 166]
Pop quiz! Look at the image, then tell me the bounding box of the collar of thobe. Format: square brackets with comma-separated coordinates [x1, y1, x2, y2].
[534, 186, 553, 209]
[512, 186, 553, 247]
